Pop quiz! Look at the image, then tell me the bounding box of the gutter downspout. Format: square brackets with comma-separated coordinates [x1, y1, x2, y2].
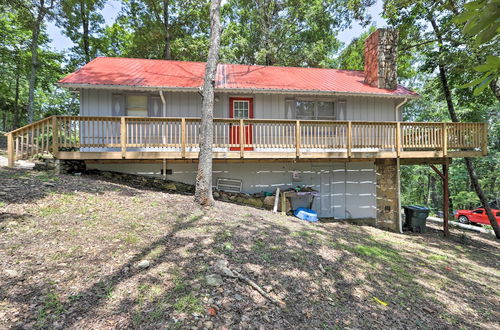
[395, 98, 408, 121]
[395, 98, 408, 233]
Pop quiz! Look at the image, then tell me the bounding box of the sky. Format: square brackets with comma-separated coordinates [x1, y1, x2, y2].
[47, 0, 387, 53]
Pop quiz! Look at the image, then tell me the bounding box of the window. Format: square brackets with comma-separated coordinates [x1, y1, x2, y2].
[126, 95, 148, 116]
[473, 210, 483, 214]
[295, 101, 316, 119]
[288, 99, 336, 120]
[317, 101, 335, 120]
[233, 100, 250, 119]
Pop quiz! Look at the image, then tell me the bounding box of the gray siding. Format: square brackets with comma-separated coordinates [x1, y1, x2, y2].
[80, 89, 398, 121]
[86, 161, 376, 219]
[80, 89, 113, 116]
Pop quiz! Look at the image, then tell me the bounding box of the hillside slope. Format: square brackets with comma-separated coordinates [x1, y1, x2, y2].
[0, 167, 499, 329]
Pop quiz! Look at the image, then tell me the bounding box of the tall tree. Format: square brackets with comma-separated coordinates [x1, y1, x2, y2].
[0, 9, 30, 129]
[115, 0, 210, 61]
[335, 27, 376, 70]
[11, 0, 56, 124]
[454, 0, 500, 99]
[58, 0, 105, 66]
[384, 0, 500, 238]
[221, 0, 375, 67]
[195, 0, 221, 206]
[1, 1, 66, 128]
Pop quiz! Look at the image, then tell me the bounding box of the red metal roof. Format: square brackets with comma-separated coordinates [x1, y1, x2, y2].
[59, 57, 418, 97]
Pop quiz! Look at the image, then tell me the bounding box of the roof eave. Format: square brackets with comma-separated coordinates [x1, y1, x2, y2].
[215, 87, 419, 99]
[58, 83, 419, 99]
[57, 83, 200, 93]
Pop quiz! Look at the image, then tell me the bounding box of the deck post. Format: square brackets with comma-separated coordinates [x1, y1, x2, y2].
[181, 118, 186, 158]
[162, 158, 167, 180]
[239, 119, 244, 158]
[295, 120, 301, 158]
[430, 163, 450, 237]
[120, 117, 127, 159]
[482, 122, 488, 156]
[7, 133, 14, 167]
[443, 161, 450, 237]
[442, 123, 448, 157]
[347, 121, 352, 158]
[396, 122, 401, 157]
[52, 116, 59, 158]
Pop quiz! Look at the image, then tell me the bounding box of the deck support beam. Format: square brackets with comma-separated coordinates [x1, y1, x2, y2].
[430, 160, 450, 237]
[162, 158, 167, 180]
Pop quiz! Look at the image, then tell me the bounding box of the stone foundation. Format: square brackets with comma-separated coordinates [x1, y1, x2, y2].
[56, 160, 87, 174]
[375, 159, 400, 231]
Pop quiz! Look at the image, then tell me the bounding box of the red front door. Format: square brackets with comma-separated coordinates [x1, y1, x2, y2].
[229, 97, 253, 151]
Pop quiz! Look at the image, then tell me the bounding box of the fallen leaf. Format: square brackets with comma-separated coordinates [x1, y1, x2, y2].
[373, 297, 388, 306]
[207, 307, 217, 316]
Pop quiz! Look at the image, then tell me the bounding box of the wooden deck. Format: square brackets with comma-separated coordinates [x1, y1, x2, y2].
[5, 116, 487, 166]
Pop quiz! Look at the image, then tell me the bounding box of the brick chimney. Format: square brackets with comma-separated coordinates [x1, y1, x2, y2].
[364, 29, 399, 90]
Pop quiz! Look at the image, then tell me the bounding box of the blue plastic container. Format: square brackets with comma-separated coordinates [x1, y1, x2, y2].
[294, 207, 318, 222]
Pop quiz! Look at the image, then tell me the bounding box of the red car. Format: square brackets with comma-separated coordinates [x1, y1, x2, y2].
[455, 207, 500, 225]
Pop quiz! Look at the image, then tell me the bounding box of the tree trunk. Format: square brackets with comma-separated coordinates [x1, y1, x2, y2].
[465, 158, 499, 236]
[429, 15, 500, 238]
[27, 6, 44, 124]
[27, 0, 51, 124]
[80, 0, 90, 63]
[13, 65, 21, 129]
[1, 110, 5, 131]
[162, 0, 171, 60]
[194, 0, 221, 206]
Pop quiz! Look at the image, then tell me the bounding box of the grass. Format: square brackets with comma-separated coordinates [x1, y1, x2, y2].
[1, 167, 499, 329]
[173, 294, 203, 314]
[36, 291, 66, 327]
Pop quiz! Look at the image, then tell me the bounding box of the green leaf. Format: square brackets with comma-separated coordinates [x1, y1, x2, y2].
[460, 75, 488, 88]
[454, 10, 476, 24]
[476, 22, 500, 44]
[464, 0, 484, 11]
[473, 75, 494, 96]
[474, 64, 495, 72]
[465, 11, 498, 36]
[485, 55, 500, 66]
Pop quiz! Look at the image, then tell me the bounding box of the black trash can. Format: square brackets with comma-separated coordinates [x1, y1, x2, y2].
[403, 206, 430, 233]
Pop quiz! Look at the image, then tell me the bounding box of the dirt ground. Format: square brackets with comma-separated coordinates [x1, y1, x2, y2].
[1, 167, 499, 329]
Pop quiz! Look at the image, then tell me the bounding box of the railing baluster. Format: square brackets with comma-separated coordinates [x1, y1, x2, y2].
[239, 119, 244, 157]
[347, 121, 352, 157]
[181, 118, 186, 158]
[121, 117, 126, 158]
[52, 117, 58, 157]
[442, 123, 448, 156]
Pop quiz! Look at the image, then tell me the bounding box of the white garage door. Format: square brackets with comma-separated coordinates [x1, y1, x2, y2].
[312, 163, 346, 218]
[312, 162, 375, 219]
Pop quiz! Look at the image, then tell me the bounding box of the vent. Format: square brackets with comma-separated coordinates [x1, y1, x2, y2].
[216, 178, 242, 193]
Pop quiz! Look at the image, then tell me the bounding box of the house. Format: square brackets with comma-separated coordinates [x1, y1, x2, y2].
[5, 29, 487, 232]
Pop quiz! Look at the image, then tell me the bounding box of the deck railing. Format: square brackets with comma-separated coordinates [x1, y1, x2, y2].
[5, 116, 488, 165]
